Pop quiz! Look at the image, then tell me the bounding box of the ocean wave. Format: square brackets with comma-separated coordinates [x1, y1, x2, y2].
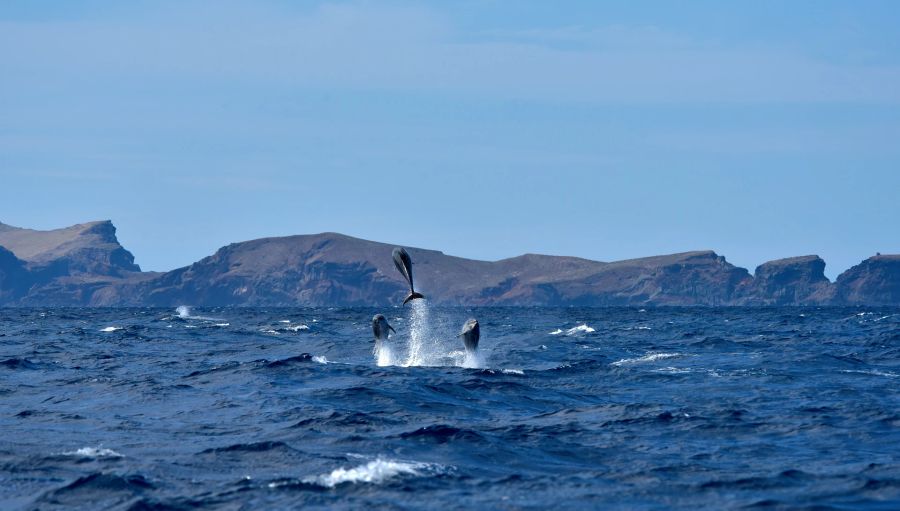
[61, 446, 124, 458]
[265, 354, 314, 368]
[1, 357, 39, 370]
[550, 324, 596, 336]
[840, 369, 898, 378]
[291, 458, 440, 488]
[398, 425, 487, 444]
[201, 441, 293, 454]
[612, 353, 682, 367]
[99, 326, 122, 332]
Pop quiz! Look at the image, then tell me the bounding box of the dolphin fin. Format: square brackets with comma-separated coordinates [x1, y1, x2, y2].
[402, 292, 425, 305]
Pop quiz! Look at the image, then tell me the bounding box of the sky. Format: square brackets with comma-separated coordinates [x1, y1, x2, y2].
[1, 1, 899, 279]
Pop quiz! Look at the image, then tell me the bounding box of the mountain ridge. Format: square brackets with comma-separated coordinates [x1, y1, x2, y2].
[1, 220, 897, 306]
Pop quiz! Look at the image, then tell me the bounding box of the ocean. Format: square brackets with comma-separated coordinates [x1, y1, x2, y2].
[1, 305, 899, 510]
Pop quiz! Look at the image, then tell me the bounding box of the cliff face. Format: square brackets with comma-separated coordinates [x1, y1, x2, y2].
[122, 236, 751, 306]
[833, 255, 900, 305]
[0, 246, 30, 303]
[736, 255, 834, 305]
[1, 220, 898, 306]
[0, 221, 140, 277]
[0, 220, 144, 306]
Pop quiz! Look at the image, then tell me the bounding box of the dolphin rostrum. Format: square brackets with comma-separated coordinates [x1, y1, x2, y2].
[460, 318, 480, 353]
[392, 247, 425, 305]
[372, 314, 395, 344]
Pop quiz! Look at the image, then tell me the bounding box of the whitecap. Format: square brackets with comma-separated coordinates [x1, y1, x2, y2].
[214, 323, 230, 327]
[279, 320, 291, 324]
[284, 324, 309, 332]
[549, 329, 564, 335]
[502, 368, 525, 375]
[565, 324, 595, 335]
[288, 458, 436, 488]
[840, 369, 898, 378]
[612, 353, 682, 367]
[653, 366, 692, 374]
[99, 327, 122, 333]
[62, 447, 124, 458]
[312, 356, 329, 364]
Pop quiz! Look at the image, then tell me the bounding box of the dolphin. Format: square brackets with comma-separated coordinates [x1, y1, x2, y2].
[392, 247, 425, 305]
[372, 314, 395, 344]
[459, 318, 480, 353]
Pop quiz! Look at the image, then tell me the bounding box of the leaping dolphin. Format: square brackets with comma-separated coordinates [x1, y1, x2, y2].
[460, 318, 480, 353]
[372, 314, 395, 344]
[392, 247, 425, 305]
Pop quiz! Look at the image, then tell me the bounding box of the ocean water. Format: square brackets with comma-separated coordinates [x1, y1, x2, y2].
[1, 305, 899, 510]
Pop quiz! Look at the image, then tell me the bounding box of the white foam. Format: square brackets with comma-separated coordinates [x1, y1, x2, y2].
[298, 458, 432, 488]
[285, 324, 309, 332]
[99, 327, 122, 332]
[549, 329, 564, 335]
[62, 447, 124, 458]
[635, 326, 652, 330]
[375, 343, 397, 367]
[174, 305, 222, 321]
[312, 355, 329, 364]
[653, 366, 692, 374]
[565, 324, 595, 335]
[502, 368, 525, 375]
[279, 320, 291, 324]
[841, 369, 898, 378]
[214, 323, 230, 327]
[402, 300, 444, 367]
[612, 352, 682, 367]
[461, 350, 484, 369]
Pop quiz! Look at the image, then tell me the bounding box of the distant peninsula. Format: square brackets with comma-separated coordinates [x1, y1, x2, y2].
[0, 220, 897, 306]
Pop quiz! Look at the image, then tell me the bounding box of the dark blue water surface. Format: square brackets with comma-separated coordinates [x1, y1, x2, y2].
[1, 306, 899, 510]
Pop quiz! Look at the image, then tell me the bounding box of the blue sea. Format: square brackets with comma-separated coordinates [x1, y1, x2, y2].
[1, 305, 899, 510]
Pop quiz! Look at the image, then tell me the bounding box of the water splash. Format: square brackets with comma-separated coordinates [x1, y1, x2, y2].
[374, 342, 397, 367]
[403, 300, 443, 367]
[461, 349, 485, 369]
[176, 305, 191, 318]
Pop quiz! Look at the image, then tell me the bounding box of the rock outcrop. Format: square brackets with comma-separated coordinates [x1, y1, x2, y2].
[736, 255, 834, 305]
[1, 220, 898, 306]
[0, 246, 30, 303]
[833, 255, 900, 305]
[0, 220, 140, 277]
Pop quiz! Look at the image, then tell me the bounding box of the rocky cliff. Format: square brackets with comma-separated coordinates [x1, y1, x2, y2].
[0, 220, 898, 306]
[833, 255, 900, 305]
[0, 221, 146, 305]
[736, 255, 834, 305]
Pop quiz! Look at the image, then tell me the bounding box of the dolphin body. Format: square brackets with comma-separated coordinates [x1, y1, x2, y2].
[392, 247, 425, 305]
[372, 314, 395, 345]
[460, 318, 480, 353]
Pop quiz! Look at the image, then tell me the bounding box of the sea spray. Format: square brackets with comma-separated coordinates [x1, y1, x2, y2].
[461, 349, 485, 369]
[403, 300, 445, 367]
[375, 343, 397, 367]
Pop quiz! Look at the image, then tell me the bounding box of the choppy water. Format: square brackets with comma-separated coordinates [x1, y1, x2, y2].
[1, 306, 899, 510]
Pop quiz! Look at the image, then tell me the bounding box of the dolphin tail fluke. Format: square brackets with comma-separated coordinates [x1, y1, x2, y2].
[402, 292, 425, 305]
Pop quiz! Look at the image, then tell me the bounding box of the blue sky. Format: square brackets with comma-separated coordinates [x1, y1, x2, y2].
[1, 1, 899, 278]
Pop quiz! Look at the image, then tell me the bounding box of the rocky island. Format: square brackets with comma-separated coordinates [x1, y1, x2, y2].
[0, 220, 897, 306]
